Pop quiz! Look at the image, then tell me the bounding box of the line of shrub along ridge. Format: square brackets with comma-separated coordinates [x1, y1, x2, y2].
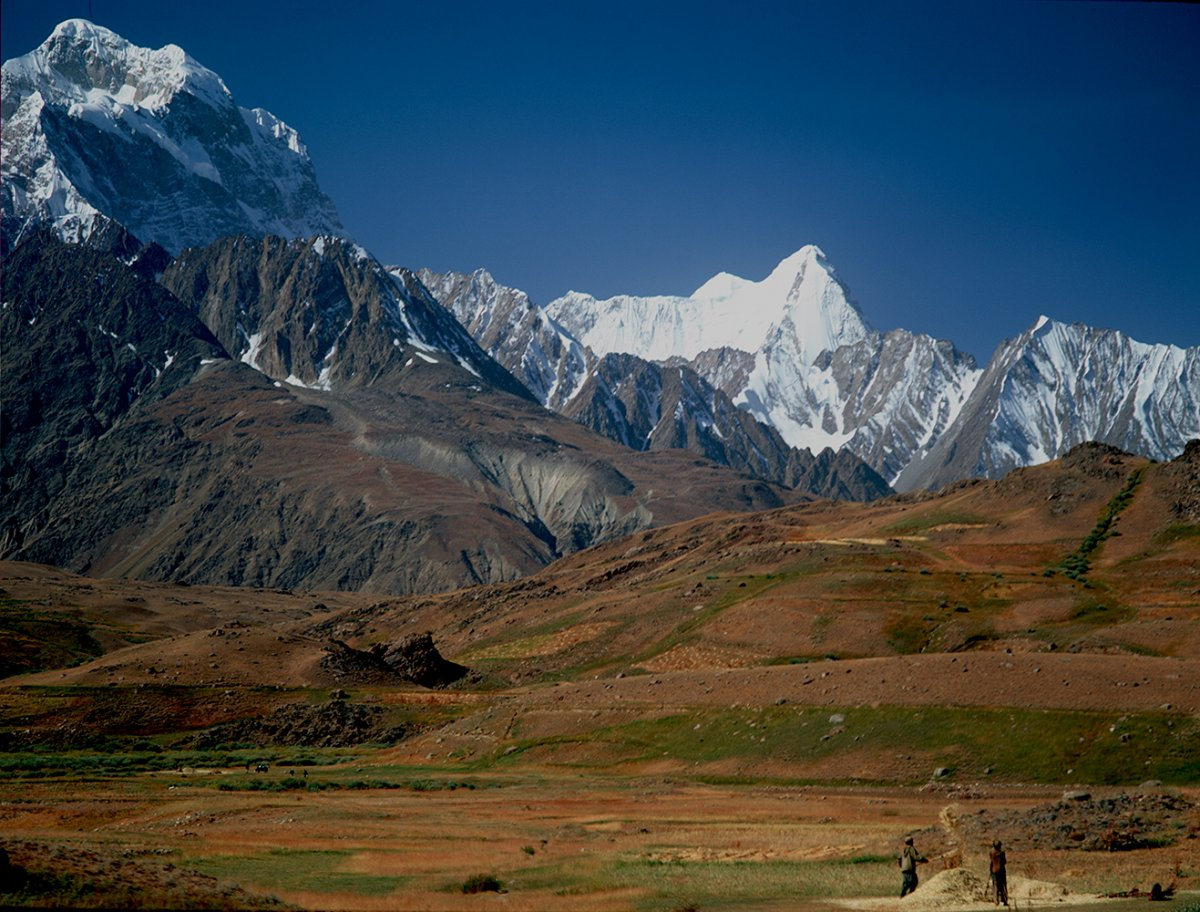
[1050, 465, 1146, 581]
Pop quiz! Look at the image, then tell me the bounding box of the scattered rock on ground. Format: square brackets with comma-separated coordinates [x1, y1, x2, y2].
[172, 699, 414, 748]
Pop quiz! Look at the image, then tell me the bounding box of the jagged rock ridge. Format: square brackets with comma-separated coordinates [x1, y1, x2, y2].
[163, 235, 530, 399]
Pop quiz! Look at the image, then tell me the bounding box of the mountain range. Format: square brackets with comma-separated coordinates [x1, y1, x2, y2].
[422, 247, 1198, 491]
[2, 20, 1197, 594]
[2, 227, 808, 593]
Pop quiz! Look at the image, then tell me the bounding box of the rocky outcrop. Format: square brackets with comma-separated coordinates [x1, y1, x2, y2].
[172, 698, 415, 748]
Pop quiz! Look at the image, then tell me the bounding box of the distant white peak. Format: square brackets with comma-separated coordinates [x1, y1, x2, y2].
[14, 18, 232, 113]
[546, 244, 870, 364]
[1031, 314, 1053, 333]
[690, 245, 828, 300]
[691, 271, 748, 301]
[772, 243, 828, 274]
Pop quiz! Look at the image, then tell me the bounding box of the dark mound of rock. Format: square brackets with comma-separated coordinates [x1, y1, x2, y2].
[1167, 438, 1200, 523]
[319, 633, 468, 688]
[922, 790, 1195, 853]
[1060, 441, 1136, 477]
[382, 632, 469, 688]
[173, 700, 413, 749]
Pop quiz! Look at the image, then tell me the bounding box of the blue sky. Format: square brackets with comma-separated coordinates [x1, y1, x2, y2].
[4, 0, 1198, 361]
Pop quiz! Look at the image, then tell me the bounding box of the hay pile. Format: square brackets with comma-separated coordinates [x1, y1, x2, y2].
[898, 869, 1072, 910]
[900, 869, 988, 909]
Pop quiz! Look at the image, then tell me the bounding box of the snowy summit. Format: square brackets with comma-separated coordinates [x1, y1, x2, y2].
[1, 19, 345, 250]
[546, 245, 872, 364]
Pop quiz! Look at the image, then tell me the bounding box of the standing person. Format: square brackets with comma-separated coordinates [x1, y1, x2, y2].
[899, 836, 927, 897]
[989, 840, 1008, 905]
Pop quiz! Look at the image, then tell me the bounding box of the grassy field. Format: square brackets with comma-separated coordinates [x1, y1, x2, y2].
[3, 686, 1199, 910]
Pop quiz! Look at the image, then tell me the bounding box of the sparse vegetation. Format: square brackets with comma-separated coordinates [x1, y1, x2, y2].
[1052, 466, 1146, 579]
[883, 511, 988, 533]
[189, 849, 403, 899]
[460, 873, 502, 894]
[490, 704, 1200, 785]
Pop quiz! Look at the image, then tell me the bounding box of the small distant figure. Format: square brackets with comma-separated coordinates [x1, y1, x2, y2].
[989, 839, 1008, 905]
[1149, 882, 1174, 901]
[899, 836, 927, 897]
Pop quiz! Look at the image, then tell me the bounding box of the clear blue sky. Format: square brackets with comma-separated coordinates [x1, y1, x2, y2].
[4, 0, 1198, 361]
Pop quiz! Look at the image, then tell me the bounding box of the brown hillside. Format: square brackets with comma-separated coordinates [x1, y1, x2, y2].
[8, 443, 1197, 710]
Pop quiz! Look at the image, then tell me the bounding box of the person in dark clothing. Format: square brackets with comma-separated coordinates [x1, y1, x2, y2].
[899, 836, 927, 897]
[989, 840, 1008, 905]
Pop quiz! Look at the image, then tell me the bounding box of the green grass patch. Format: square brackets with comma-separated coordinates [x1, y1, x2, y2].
[0, 746, 363, 779]
[490, 704, 1200, 785]
[1154, 523, 1200, 547]
[515, 854, 897, 908]
[188, 848, 405, 898]
[883, 511, 988, 534]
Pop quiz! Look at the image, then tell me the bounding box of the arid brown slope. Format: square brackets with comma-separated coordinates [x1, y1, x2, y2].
[10, 443, 1197, 712]
[318, 442, 1199, 680]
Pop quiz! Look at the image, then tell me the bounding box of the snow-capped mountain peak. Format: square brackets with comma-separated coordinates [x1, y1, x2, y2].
[896, 314, 1200, 490]
[690, 270, 743, 300]
[424, 248, 1196, 495]
[2, 19, 344, 251]
[546, 244, 870, 366]
[9, 19, 230, 115]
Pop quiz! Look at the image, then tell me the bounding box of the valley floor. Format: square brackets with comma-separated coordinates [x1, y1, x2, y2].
[3, 717, 1198, 911]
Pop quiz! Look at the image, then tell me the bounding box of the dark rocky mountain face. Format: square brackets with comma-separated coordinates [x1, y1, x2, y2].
[2, 234, 803, 593]
[562, 353, 892, 500]
[0, 232, 228, 556]
[161, 236, 531, 400]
